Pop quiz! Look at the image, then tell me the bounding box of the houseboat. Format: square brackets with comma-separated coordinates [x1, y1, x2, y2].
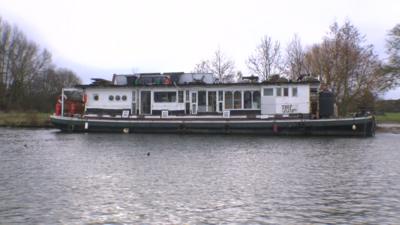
[50, 72, 376, 137]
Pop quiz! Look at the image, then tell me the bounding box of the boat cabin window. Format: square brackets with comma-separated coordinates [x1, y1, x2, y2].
[109, 95, 114, 101]
[234, 91, 242, 109]
[244, 91, 252, 109]
[178, 91, 184, 103]
[292, 87, 298, 97]
[122, 95, 127, 101]
[283, 88, 289, 97]
[191, 92, 196, 103]
[253, 91, 261, 109]
[185, 91, 189, 102]
[224, 91, 233, 109]
[263, 88, 273, 96]
[218, 91, 223, 101]
[115, 95, 121, 101]
[276, 88, 282, 97]
[154, 92, 176, 103]
[93, 94, 99, 101]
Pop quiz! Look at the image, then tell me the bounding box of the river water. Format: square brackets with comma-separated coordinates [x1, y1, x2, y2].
[0, 128, 400, 224]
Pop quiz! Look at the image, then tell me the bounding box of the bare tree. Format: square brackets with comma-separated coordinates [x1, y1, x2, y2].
[304, 21, 395, 115]
[247, 35, 282, 81]
[192, 48, 235, 83]
[0, 16, 81, 112]
[28, 66, 81, 111]
[285, 34, 307, 80]
[385, 24, 400, 79]
[192, 60, 211, 73]
[0, 17, 13, 108]
[210, 48, 235, 82]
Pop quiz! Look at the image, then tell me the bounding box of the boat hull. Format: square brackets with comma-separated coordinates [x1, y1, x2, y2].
[50, 115, 376, 137]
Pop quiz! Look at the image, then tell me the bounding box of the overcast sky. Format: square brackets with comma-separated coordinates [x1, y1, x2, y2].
[0, 0, 399, 98]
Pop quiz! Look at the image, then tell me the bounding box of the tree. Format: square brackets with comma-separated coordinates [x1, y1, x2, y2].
[0, 16, 81, 112]
[247, 35, 282, 81]
[0, 17, 13, 109]
[304, 21, 395, 115]
[386, 24, 400, 79]
[192, 48, 235, 83]
[285, 34, 307, 80]
[210, 48, 235, 82]
[192, 60, 211, 73]
[29, 67, 81, 112]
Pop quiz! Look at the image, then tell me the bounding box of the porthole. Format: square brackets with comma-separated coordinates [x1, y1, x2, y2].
[115, 95, 121, 101]
[122, 95, 127, 101]
[109, 95, 114, 101]
[93, 94, 99, 101]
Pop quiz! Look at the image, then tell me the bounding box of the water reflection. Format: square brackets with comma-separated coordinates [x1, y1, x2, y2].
[0, 128, 399, 224]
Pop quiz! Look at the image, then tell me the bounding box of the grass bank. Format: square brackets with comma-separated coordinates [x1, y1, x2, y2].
[375, 112, 400, 123]
[0, 112, 53, 128]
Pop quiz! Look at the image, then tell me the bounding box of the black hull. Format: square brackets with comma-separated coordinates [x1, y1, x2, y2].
[50, 115, 376, 137]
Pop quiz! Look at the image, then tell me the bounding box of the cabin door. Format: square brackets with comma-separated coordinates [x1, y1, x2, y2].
[191, 91, 197, 114]
[140, 91, 151, 115]
[208, 91, 217, 113]
[198, 91, 207, 113]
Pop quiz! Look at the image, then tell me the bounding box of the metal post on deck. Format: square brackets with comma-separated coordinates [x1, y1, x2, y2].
[61, 88, 64, 117]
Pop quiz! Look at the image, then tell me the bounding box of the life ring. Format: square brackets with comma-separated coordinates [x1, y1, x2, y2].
[57, 94, 67, 103]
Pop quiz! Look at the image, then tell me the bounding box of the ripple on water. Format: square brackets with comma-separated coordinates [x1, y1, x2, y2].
[1, 128, 400, 224]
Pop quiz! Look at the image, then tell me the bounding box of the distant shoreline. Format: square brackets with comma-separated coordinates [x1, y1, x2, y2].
[0, 112, 52, 128]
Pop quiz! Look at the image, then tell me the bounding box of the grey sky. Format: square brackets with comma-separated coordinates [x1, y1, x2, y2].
[0, 0, 399, 98]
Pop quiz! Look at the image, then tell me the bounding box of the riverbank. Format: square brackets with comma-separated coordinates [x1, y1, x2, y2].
[375, 112, 400, 123]
[375, 113, 400, 133]
[376, 123, 400, 133]
[0, 112, 53, 128]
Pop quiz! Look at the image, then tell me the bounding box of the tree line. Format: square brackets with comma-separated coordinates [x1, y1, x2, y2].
[193, 21, 400, 116]
[0, 16, 81, 112]
[1, 16, 399, 116]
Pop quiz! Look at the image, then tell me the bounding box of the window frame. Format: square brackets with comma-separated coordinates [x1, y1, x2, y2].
[263, 88, 274, 96]
[283, 87, 289, 97]
[244, 91, 252, 109]
[178, 91, 184, 103]
[224, 91, 233, 109]
[276, 88, 282, 97]
[154, 91, 177, 103]
[292, 87, 298, 97]
[253, 91, 261, 109]
[234, 91, 242, 109]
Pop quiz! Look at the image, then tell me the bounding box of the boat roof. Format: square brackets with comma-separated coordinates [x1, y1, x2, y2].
[77, 80, 320, 89]
[77, 72, 320, 89]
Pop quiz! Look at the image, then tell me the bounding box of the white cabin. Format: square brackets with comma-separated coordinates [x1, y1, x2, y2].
[78, 73, 319, 118]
